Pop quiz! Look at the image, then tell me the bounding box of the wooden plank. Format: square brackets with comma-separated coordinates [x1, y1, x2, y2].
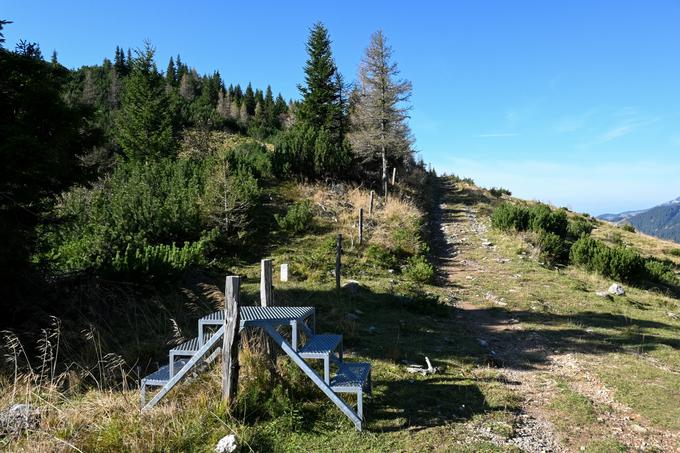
[223, 276, 241, 404]
[260, 259, 273, 306]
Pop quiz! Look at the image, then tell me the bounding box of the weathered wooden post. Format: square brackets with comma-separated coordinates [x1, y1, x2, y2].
[260, 259, 275, 359]
[222, 275, 241, 404]
[336, 234, 342, 291]
[359, 208, 364, 245]
[260, 259, 273, 307]
[280, 263, 288, 282]
[369, 190, 374, 216]
[391, 167, 396, 185]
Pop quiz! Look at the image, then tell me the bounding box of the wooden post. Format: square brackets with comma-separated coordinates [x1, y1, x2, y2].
[391, 167, 396, 185]
[359, 208, 364, 245]
[369, 190, 374, 216]
[260, 259, 275, 359]
[260, 259, 273, 307]
[222, 276, 241, 404]
[280, 263, 288, 282]
[335, 234, 342, 291]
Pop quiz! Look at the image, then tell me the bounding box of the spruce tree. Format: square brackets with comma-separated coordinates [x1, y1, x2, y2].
[166, 56, 176, 86]
[348, 30, 413, 194]
[244, 83, 255, 115]
[297, 22, 342, 132]
[114, 44, 174, 160]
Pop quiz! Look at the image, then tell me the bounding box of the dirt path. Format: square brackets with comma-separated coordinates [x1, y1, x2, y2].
[432, 179, 680, 452]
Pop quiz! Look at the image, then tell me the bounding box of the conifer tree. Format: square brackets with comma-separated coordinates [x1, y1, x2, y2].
[231, 99, 240, 121]
[166, 56, 176, 86]
[244, 83, 255, 115]
[216, 89, 231, 118]
[297, 22, 343, 132]
[349, 30, 413, 194]
[114, 43, 174, 160]
[179, 71, 194, 100]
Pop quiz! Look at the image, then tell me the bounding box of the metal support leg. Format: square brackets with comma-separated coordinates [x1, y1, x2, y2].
[324, 357, 330, 384]
[291, 320, 298, 351]
[357, 391, 363, 420]
[169, 353, 175, 377]
[198, 321, 205, 348]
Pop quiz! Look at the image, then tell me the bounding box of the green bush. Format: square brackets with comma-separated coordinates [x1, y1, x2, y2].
[491, 202, 529, 231]
[537, 231, 568, 265]
[644, 259, 679, 286]
[110, 238, 209, 278]
[621, 224, 636, 233]
[275, 200, 315, 234]
[528, 204, 568, 237]
[42, 158, 207, 274]
[570, 237, 645, 283]
[403, 254, 435, 284]
[567, 217, 595, 239]
[667, 249, 680, 257]
[489, 187, 512, 197]
[365, 244, 398, 270]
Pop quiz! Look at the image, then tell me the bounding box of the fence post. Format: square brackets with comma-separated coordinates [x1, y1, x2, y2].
[336, 234, 342, 291]
[260, 259, 275, 358]
[391, 167, 396, 185]
[359, 208, 364, 245]
[222, 275, 241, 404]
[260, 259, 273, 307]
[280, 263, 288, 282]
[369, 190, 374, 216]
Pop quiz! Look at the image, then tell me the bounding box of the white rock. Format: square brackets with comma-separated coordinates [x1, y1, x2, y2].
[608, 283, 625, 296]
[215, 434, 237, 453]
[595, 291, 610, 298]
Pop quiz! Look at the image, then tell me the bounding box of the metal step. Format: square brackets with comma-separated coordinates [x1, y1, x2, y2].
[170, 333, 213, 357]
[141, 359, 189, 387]
[331, 362, 371, 393]
[299, 334, 342, 359]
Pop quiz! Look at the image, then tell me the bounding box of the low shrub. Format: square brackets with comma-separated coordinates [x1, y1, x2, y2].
[667, 249, 680, 257]
[365, 244, 398, 270]
[570, 237, 645, 283]
[528, 204, 568, 237]
[644, 259, 679, 287]
[110, 238, 209, 278]
[567, 217, 595, 239]
[620, 224, 636, 233]
[537, 231, 568, 265]
[275, 200, 315, 234]
[403, 254, 435, 284]
[489, 187, 512, 197]
[491, 202, 529, 231]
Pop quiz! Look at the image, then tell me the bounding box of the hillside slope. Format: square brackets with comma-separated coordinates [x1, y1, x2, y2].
[3, 177, 679, 452]
[599, 197, 680, 244]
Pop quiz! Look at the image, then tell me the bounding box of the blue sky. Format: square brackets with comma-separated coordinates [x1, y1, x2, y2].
[4, 1, 680, 214]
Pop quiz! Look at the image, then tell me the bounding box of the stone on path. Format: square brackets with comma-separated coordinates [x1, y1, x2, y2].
[608, 283, 625, 296]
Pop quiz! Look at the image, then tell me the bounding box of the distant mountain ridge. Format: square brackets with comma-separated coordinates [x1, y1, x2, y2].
[598, 197, 680, 244]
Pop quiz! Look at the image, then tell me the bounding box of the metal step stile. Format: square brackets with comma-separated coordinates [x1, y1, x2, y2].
[140, 306, 371, 430]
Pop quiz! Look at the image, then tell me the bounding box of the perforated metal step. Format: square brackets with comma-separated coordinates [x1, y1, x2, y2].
[141, 359, 189, 387]
[170, 333, 213, 356]
[299, 334, 342, 359]
[331, 362, 371, 392]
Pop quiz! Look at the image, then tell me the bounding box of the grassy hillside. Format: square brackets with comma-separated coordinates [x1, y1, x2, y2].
[2, 176, 679, 452]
